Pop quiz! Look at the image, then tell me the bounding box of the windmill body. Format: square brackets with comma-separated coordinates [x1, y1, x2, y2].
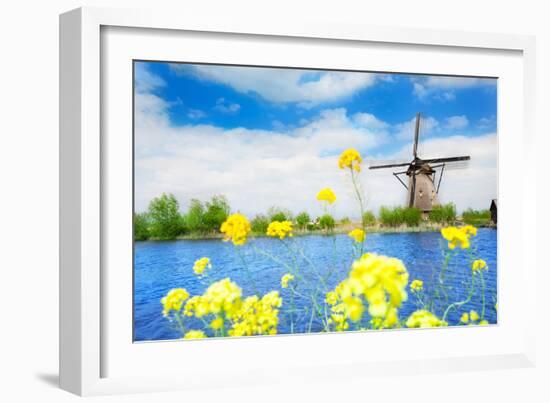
[370, 113, 470, 214]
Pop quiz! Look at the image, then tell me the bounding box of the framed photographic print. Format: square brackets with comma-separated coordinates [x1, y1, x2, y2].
[60, 7, 537, 396]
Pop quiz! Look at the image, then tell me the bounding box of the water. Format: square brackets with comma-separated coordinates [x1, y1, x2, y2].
[134, 229, 497, 341]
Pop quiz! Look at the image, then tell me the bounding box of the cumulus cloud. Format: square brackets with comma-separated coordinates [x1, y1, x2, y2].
[394, 116, 439, 140]
[170, 64, 382, 106]
[444, 115, 469, 130]
[213, 98, 241, 114]
[412, 76, 496, 101]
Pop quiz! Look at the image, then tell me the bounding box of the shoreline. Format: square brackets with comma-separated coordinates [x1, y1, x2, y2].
[137, 222, 496, 242]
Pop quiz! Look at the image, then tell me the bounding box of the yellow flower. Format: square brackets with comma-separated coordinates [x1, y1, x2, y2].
[469, 310, 480, 322]
[327, 253, 409, 329]
[161, 288, 190, 317]
[316, 188, 337, 204]
[478, 320, 489, 326]
[440, 225, 477, 249]
[281, 273, 295, 288]
[325, 291, 338, 305]
[338, 148, 362, 172]
[220, 213, 251, 246]
[410, 279, 424, 292]
[184, 330, 206, 339]
[210, 317, 224, 330]
[193, 257, 211, 275]
[472, 259, 488, 273]
[460, 312, 469, 323]
[348, 228, 366, 243]
[203, 278, 243, 317]
[228, 291, 282, 337]
[406, 310, 447, 328]
[266, 220, 293, 240]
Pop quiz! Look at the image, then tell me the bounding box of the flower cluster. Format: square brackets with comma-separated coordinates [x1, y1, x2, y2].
[281, 273, 295, 288]
[440, 225, 477, 250]
[326, 253, 409, 330]
[472, 259, 488, 273]
[405, 310, 447, 328]
[193, 257, 212, 275]
[163, 278, 283, 338]
[460, 310, 487, 325]
[348, 228, 365, 243]
[229, 291, 282, 337]
[161, 288, 189, 317]
[220, 213, 251, 246]
[184, 330, 206, 339]
[316, 188, 337, 204]
[338, 148, 362, 172]
[410, 279, 424, 292]
[266, 220, 293, 240]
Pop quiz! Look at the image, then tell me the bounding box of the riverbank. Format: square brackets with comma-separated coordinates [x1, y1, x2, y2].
[135, 221, 495, 241]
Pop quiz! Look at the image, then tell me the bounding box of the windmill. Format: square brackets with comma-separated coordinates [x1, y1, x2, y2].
[369, 113, 470, 213]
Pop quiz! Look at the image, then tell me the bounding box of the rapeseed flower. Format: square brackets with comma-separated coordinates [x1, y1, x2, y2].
[316, 188, 337, 204]
[348, 228, 365, 243]
[338, 148, 362, 172]
[405, 310, 447, 328]
[267, 220, 293, 240]
[220, 213, 251, 246]
[184, 330, 206, 339]
[460, 312, 469, 323]
[193, 257, 211, 275]
[410, 279, 423, 292]
[281, 273, 295, 288]
[469, 310, 480, 321]
[327, 253, 409, 329]
[229, 291, 282, 336]
[440, 225, 477, 249]
[210, 317, 224, 330]
[472, 259, 488, 273]
[161, 288, 190, 317]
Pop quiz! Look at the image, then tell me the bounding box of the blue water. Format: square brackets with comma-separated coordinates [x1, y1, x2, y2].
[134, 229, 497, 341]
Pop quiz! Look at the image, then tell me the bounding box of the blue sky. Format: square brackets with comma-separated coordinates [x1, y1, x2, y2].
[134, 61, 497, 217]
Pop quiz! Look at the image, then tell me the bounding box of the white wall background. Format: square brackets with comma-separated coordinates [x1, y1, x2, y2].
[0, 0, 548, 401]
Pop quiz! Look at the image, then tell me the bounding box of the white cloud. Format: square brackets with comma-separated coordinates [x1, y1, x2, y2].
[135, 100, 390, 217]
[135, 63, 165, 93]
[213, 97, 241, 114]
[394, 116, 439, 140]
[444, 115, 469, 130]
[352, 113, 389, 131]
[187, 109, 206, 119]
[171, 64, 380, 106]
[412, 76, 496, 100]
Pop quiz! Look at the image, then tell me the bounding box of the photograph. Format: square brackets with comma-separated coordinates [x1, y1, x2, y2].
[132, 61, 498, 342]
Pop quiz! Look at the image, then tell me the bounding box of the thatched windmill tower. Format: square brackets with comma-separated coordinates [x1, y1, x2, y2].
[369, 113, 470, 213]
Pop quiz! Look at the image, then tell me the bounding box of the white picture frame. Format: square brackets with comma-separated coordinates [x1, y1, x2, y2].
[59, 6, 537, 396]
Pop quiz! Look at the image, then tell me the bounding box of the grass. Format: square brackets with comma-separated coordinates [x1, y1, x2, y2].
[429, 203, 457, 224]
[462, 208, 492, 226]
[379, 206, 422, 227]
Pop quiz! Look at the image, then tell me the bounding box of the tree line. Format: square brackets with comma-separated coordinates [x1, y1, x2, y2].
[134, 193, 491, 241]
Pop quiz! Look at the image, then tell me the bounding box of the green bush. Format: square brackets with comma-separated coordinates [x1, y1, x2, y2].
[319, 214, 335, 231]
[251, 214, 270, 234]
[148, 193, 184, 240]
[268, 206, 293, 222]
[339, 217, 351, 225]
[295, 212, 311, 230]
[186, 199, 206, 233]
[429, 203, 456, 224]
[134, 212, 150, 241]
[379, 206, 421, 227]
[203, 195, 230, 232]
[462, 208, 491, 226]
[362, 211, 376, 226]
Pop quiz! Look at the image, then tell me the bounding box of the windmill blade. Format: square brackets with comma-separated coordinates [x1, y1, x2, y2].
[369, 162, 411, 170]
[413, 112, 421, 158]
[422, 155, 470, 164]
